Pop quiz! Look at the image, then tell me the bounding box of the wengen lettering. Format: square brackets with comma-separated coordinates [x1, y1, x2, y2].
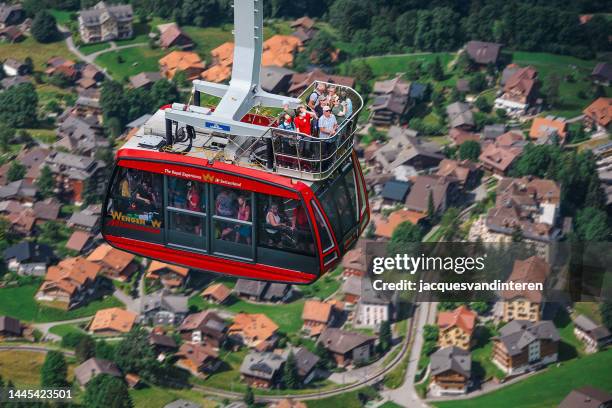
[111, 211, 161, 228]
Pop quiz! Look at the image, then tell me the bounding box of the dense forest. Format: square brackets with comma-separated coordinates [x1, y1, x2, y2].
[26, 0, 612, 59]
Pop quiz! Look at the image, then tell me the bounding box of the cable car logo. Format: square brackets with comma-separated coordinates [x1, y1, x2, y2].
[109, 211, 162, 230]
[205, 121, 230, 132]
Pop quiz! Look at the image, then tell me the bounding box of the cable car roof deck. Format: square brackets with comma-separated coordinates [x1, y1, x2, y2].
[120, 79, 363, 183]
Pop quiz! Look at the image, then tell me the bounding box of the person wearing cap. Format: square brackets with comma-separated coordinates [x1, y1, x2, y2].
[318, 106, 338, 171]
[318, 106, 337, 138]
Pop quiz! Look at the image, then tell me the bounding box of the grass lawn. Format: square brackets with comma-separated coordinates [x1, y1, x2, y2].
[311, 387, 378, 408]
[50, 9, 73, 26]
[554, 307, 584, 359]
[573, 302, 602, 324]
[0, 283, 123, 323]
[36, 83, 74, 108]
[24, 127, 57, 144]
[195, 348, 247, 391]
[471, 325, 505, 381]
[49, 322, 87, 338]
[0, 350, 46, 386]
[383, 346, 410, 389]
[343, 52, 454, 80]
[511, 51, 610, 118]
[0, 350, 77, 387]
[225, 298, 305, 334]
[78, 42, 111, 55]
[0, 37, 73, 70]
[380, 402, 405, 408]
[434, 349, 612, 408]
[95, 47, 166, 81]
[130, 386, 219, 408]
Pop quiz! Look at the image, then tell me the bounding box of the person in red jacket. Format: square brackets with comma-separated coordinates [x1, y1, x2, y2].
[294, 105, 312, 136]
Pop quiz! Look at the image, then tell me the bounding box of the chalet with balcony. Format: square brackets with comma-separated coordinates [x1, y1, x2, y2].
[429, 346, 471, 396]
[318, 328, 375, 367]
[492, 319, 559, 375]
[87, 243, 137, 281]
[36, 257, 102, 308]
[178, 310, 227, 347]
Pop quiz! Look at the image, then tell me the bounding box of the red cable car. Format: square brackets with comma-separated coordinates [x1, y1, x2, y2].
[101, 0, 369, 284]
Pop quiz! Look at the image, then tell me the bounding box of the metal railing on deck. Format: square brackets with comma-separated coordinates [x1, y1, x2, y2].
[257, 81, 364, 181]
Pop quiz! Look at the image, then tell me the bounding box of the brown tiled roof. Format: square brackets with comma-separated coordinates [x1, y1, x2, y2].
[159, 23, 192, 48]
[405, 175, 455, 214]
[147, 260, 189, 277]
[201, 63, 232, 83]
[478, 143, 522, 173]
[529, 117, 568, 141]
[437, 305, 477, 335]
[288, 68, 355, 94]
[583, 97, 612, 128]
[89, 307, 136, 333]
[65, 230, 91, 252]
[33, 198, 61, 221]
[436, 159, 479, 185]
[501, 256, 550, 302]
[449, 128, 480, 145]
[374, 209, 426, 239]
[466, 41, 501, 65]
[261, 35, 303, 67]
[496, 131, 524, 147]
[176, 342, 218, 365]
[159, 51, 205, 80]
[503, 66, 537, 99]
[87, 243, 134, 273]
[302, 300, 332, 324]
[291, 16, 315, 30]
[202, 283, 231, 303]
[40, 256, 100, 295]
[230, 313, 278, 342]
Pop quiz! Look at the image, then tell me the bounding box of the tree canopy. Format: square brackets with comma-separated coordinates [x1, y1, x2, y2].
[0, 83, 38, 128]
[40, 350, 67, 388]
[31, 10, 59, 43]
[84, 374, 133, 408]
[458, 140, 481, 161]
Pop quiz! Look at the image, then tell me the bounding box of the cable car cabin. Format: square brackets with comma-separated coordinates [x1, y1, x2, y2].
[102, 81, 369, 284]
[102, 0, 368, 284]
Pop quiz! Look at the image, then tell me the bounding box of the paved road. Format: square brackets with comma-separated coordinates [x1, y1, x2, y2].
[0, 344, 74, 357]
[113, 287, 140, 313]
[32, 316, 93, 341]
[59, 24, 146, 80]
[382, 302, 437, 408]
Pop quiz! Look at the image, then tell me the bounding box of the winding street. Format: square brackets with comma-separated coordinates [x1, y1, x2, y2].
[58, 24, 147, 81]
[382, 302, 437, 408]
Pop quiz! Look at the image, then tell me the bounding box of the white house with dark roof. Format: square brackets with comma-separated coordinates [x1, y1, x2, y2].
[573, 314, 612, 353]
[79, 1, 133, 44]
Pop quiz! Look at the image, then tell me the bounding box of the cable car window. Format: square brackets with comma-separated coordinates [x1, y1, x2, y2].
[315, 162, 359, 243]
[103, 167, 164, 243]
[168, 177, 206, 212]
[257, 194, 315, 256]
[312, 201, 334, 253]
[166, 176, 207, 250]
[344, 167, 359, 222]
[212, 186, 253, 259]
